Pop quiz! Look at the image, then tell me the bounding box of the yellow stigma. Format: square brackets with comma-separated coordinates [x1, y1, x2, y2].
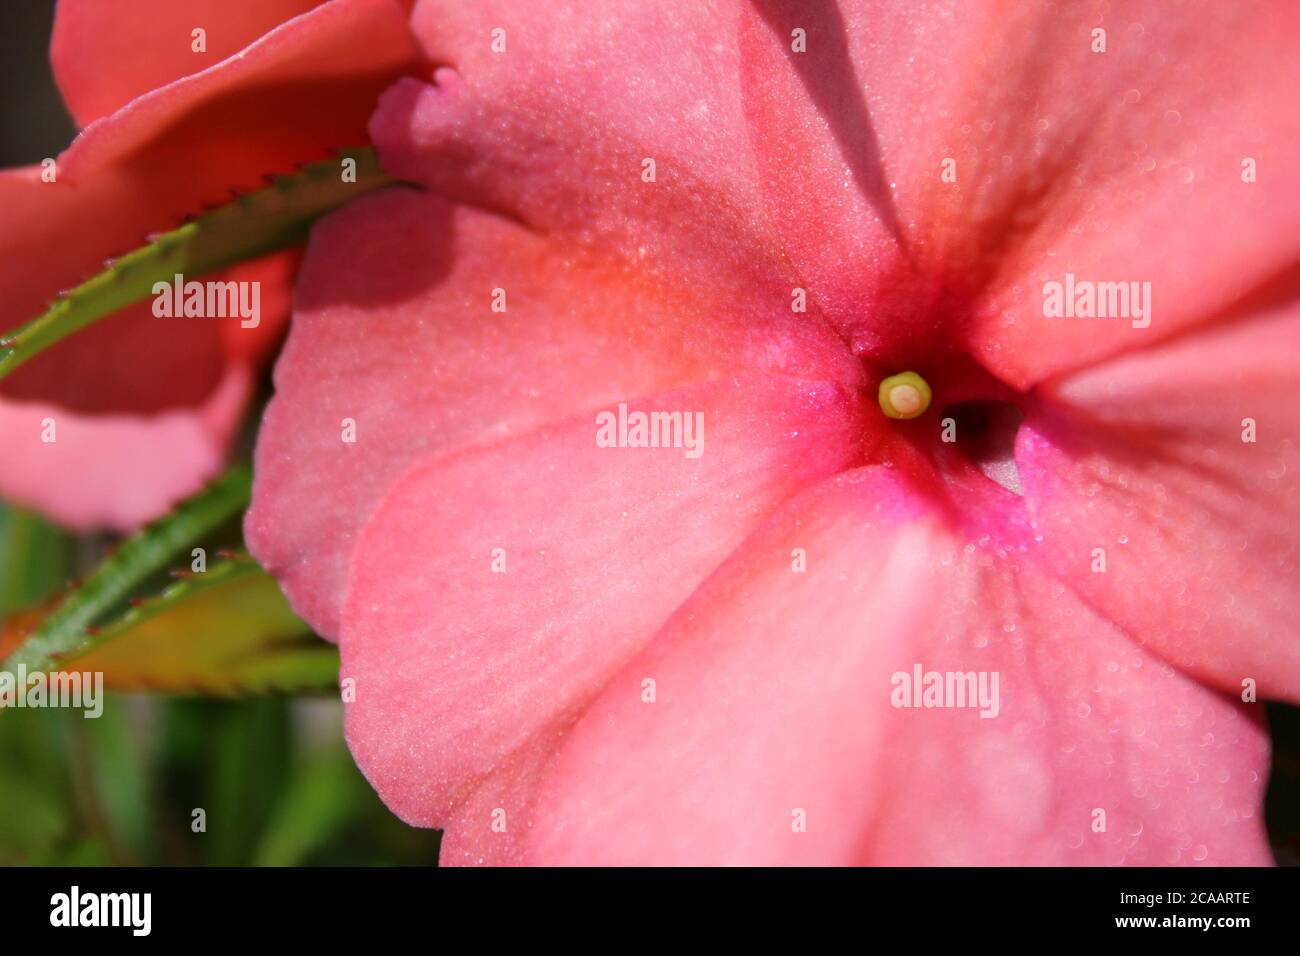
[878, 371, 932, 420]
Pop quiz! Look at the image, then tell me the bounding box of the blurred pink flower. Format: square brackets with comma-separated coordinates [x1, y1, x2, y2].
[249, 0, 1300, 863]
[0, 0, 421, 529]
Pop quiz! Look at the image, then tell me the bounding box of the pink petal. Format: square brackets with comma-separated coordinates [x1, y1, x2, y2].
[338, 378, 873, 828]
[52, 0, 328, 126]
[1018, 295, 1300, 703]
[0, 0, 419, 528]
[0, 364, 249, 531]
[369, 0, 787, 291]
[247, 189, 860, 637]
[527, 468, 1271, 865]
[0, 167, 211, 413]
[957, 3, 1300, 387]
[0, 251, 290, 528]
[2, 0, 421, 395]
[1, 232, 293, 416]
[386, 2, 1300, 387]
[744, 0, 1300, 384]
[432, 738, 555, 866]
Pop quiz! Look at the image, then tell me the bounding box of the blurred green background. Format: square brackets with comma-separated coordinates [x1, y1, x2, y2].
[0, 501, 441, 866]
[1, 0, 1296, 867]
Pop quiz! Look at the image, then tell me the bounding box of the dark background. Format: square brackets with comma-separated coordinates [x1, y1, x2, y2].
[0, 1, 76, 165]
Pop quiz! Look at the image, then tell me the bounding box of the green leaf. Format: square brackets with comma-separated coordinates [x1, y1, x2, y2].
[253, 746, 362, 866]
[70, 557, 338, 695]
[0, 146, 398, 380]
[0, 772, 69, 863]
[68, 696, 152, 864]
[206, 697, 293, 865]
[0, 706, 76, 864]
[0, 464, 251, 673]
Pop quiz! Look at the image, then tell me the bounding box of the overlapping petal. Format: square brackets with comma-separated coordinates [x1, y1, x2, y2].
[52, 0, 327, 126]
[1018, 293, 1300, 703]
[1, 0, 422, 527]
[381, 0, 1300, 387]
[338, 379, 873, 829]
[246, 188, 860, 636]
[0, 252, 294, 530]
[529, 469, 1272, 865]
[0, 365, 249, 531]
[368, 0, 786, 292]
[752, 0, 1300, 382]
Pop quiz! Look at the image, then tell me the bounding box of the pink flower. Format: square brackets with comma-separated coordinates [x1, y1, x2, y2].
[248, 0, 1300, 863]
[0, 0, 420, 530]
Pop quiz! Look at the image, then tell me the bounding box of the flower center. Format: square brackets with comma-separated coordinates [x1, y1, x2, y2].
[877, 371, 932, 420]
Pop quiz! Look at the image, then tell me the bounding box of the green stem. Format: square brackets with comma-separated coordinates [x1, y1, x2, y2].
[1, 464, 251, 673]
[0, 146, 397, 380]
